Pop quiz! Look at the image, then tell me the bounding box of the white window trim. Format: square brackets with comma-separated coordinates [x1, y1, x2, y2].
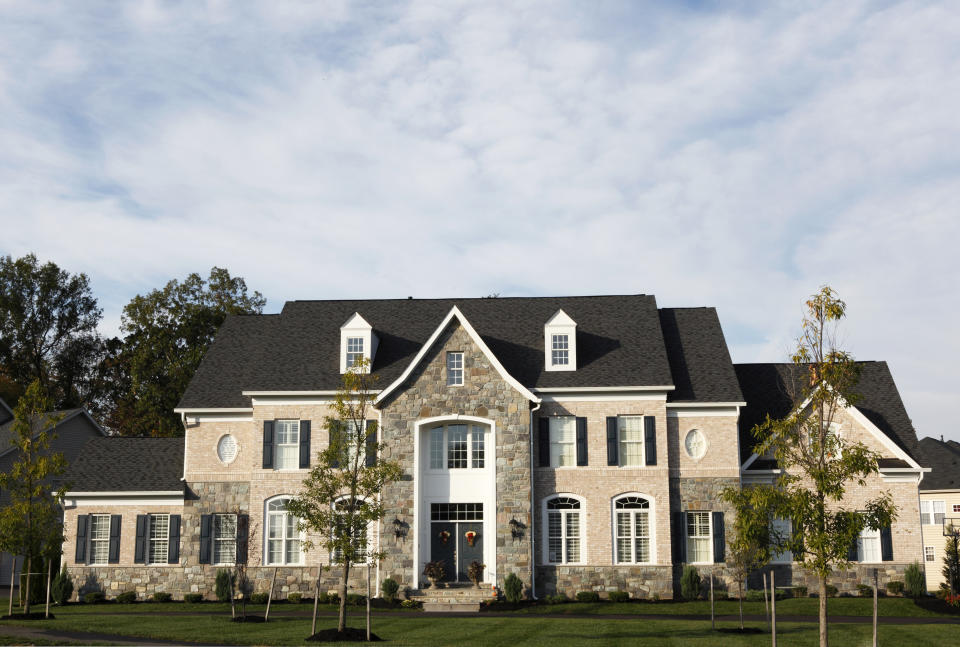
[544, 309, 577, 372]
[274, 419, 301, 471]
[264, 496, 304, 566]
[147, 513, 170, 565]
[548, 416, 577, 468]
[925, 546, 936, 562]
[446, 351, 464, 387]
[88, 513, 111, 566]
[212, 513, 238, 566]
[617, 415, 646, 467]
[610, 493, 655, 564]
[686, 511, 713, 565]
[542, 494, 586, 566]
[921, 500, 946, 526]
[856, 523, 882, 564]
[426, 423, 487, 471]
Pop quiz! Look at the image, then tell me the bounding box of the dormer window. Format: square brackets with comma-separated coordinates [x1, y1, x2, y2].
[340, 313, 378, 373]
[544, 309, 577, 371]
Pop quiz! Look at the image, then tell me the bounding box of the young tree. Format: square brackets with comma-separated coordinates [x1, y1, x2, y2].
[0, 380, 68, 615]
[286, 358, 403, 637]
[113, 267, 265, 437]
[720, 487, 773, 629]
[941, 525, 960, 597]
[0, 253, 103, 408]
[746, 287, 897, 647]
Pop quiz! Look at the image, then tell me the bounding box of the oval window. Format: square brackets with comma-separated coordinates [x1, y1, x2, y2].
[217, 434, 238, 464]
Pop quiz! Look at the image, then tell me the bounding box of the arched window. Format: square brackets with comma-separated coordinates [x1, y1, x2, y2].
[332, 497, 371, 565]
[544, 496, 583, 564]
[265, 497, 302, 565]
[613, 495, 652, 564]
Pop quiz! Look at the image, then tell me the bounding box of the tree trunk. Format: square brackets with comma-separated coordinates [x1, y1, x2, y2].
[229, 571, 236, 619]
[366, 563, 371, 642]
[819, 575, 828, 647]
[338, 561, 350, 633]
[771, 570, 776, 647]
[23, 556, 31, 615]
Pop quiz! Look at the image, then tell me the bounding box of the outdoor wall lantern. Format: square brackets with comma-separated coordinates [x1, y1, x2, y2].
[509, 518, 526, 541]
[393, 517, 409, 541]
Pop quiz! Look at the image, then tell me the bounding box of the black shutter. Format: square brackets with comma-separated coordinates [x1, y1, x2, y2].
[330, 421, 341, 468]
[75, 515, 88, 564]
[712, 511, 725, 563]
[236, 514, 249, 564]
[644, 416, 657, 466]
[262, 420, 275, 469]
[880, 524, 893, 562]
[606, 417, 618, 466]
[538, 418, 550, 467]
[792, 517, 804, 560]
[365, 420, 378, 467]
[848, 536, 859, 562]
[168, 514, 181, 564]
[299, 420, 311, 469]
[134, 515, 147, 564]
[575, 417, 588, 466]
[199, 515, 212, 564]
[673, 511, 687, 564]
[108, 515, 122, 564]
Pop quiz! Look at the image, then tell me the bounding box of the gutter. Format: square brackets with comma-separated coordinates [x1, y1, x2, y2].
[529, 401, 541, 600]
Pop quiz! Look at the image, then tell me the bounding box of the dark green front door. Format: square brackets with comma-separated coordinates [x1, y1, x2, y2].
[430, 522, 456, 582]
[457, 522, 483, 582]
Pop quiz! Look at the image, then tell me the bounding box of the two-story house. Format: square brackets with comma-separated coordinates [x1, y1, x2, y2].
[59, 295, 927, 600]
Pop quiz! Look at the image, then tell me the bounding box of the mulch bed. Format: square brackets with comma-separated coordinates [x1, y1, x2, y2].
[307, 627, 382, 642]
[914, 597, 960, 615]
[716, 627, 764, 634]
[0, 612, 55, 620]
[230, 615, 266, 622]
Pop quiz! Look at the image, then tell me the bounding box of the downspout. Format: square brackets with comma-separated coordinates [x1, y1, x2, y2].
[375, 406, 383, 598]
[529, 401, 541, 600]
[180, 412, 189, 481]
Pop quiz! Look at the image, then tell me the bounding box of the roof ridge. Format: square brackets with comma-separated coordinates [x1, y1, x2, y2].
[285, 294, 652, 304]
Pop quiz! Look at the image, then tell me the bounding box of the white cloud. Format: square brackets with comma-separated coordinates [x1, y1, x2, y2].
[0, 0, 957, 440]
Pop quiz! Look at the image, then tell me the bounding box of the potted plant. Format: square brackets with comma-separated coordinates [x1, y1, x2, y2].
[423, 560, 446, 588]
[468, 560, 485, 588]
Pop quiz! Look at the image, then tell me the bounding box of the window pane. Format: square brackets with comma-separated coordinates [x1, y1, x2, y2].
[447, 425, 467, 469]
[925, 546, 936, 562]
[687, 512, 711, 563]
[548, 512, 562, 563]
[430, 428, 444, 469]
[551, 334, 569, 365]
[472, 426, 485, 468]
[619, 417, 644, 466]
[347, 337, 364, 368]
[550, 418, 575, 467]
[446, 352, 463, 386]
[934, 501, 946, 525]
[89, 515, 110, 565]
[149, 515, 169, 564]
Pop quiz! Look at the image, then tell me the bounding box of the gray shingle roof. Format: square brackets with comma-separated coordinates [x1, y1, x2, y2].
[917, 437, 960, 491]
[0, 408, 85, 456]
[735, 361, 920, 464]
[181, 295, 742, 409]
[64, 437, 184, 492]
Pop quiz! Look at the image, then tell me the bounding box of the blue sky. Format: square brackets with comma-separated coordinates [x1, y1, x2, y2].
[1, 1, 957, 441]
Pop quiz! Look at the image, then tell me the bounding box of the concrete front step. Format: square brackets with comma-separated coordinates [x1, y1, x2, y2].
[422, 601, 482, 613]
[410, 584, 494, 611]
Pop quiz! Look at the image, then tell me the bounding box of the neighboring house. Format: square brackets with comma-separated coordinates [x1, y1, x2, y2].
[0, 398, 106, 586]
[59, 295, 927, 601]
[916, 436, 960, 591]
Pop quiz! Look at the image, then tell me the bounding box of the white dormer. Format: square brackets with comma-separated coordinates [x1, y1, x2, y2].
[544, 309, 577, 372]
[340, 313, 379, 373]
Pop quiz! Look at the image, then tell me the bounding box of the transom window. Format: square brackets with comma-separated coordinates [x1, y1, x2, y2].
[857, 524, 881, 562]
[686, 511, 712, 564]
[431, 503, 483, 521]
[214, 514, 237, 565]
[446, 352, 464, 386]
[148, 514, 170, 564]
[274, 420, 300, 470]
[549, 417, 575, 467]
[614, 496, 650, 564]
[428, 424, 485, 470]
[89, 514, 110, 565]
[346, 337, 364, 368]
[925, 546, 936, 562]
[618, 416, 645, 466]
[921, 500, 946, 525]
[546, 496, 581, 564]
[266, 497, 302, 565]
[551, 334, 569, 366]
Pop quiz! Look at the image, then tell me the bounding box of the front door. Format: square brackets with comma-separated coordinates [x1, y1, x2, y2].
[429, 503, 484, 583]
[430, 522, 456, 582]
[457, 522, 483, 582]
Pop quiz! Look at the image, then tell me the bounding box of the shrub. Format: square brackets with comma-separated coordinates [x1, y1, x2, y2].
[546, 593, 570, 605]
[83, 592, 105, 604]
[346, 593, 366, 606]
[576, 591, 600, 603]
[680, 565, 701, 601]
[19, 572, 45, 605]
[249, 592, 269, 605]
[504, 573, 524, 603]
[287, 592, 302, 604]
[793, 586, 808, 598]
[713, 590, 729, 601]
[607, 590, 630, 603]
[116, 591, 137, 604]
[318, 591, 331, 604]
[184, 593, 204, 603]
[215, 569, 233, 602]
[152, 592, 172, 603]
[51, 567, 74, 605]
[886, 580, 905, 596]
[857, 584, 874, 597]
[400, 599, 422, 609]
[746, 590, 766, 602]
[905, 562, 925, 599]
[825, 584, 839, 598]
[651, 592, 660, 601]
[381, 578, 400, 603]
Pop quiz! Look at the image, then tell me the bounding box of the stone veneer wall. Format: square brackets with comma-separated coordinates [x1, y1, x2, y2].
[670, 476, 740, 595]
[377, 321, 532, 591]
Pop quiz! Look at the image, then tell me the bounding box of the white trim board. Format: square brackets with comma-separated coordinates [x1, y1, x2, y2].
[534, 385, 675, 393]
[174, 407, 253, 414]
[376, 305, 540, 405]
